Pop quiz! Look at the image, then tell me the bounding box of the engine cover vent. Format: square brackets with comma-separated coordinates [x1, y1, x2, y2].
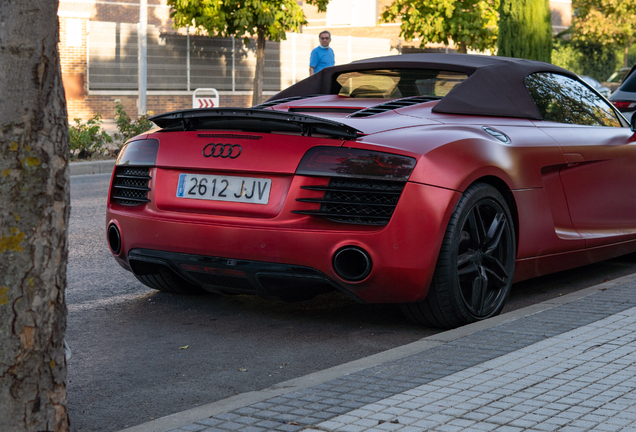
[253, 95, 322, 109]
[349, 96, 439, 118]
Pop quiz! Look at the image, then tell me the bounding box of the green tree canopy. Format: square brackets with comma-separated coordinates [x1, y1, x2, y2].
[498, 0, 552, 62]
[569, 0, 636, 69]
[572, 0, 636, 48]
[168, 0, 329, 105]
[380, 0, 500, 54]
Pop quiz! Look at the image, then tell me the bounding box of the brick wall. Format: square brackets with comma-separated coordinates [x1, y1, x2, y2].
[59, 14, 89, 103]
[58, 1, 258, 120]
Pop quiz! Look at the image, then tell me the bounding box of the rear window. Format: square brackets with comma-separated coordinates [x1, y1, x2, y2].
[333, 69, 468, 99]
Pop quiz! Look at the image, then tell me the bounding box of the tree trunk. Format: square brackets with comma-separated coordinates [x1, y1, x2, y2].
[252, 29, 266, 106]
[458, 41, 468, 54]
[0, 1, 70, 431]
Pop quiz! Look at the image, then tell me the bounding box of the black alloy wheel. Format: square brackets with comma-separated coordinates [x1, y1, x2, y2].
[401, 183, 516, 329]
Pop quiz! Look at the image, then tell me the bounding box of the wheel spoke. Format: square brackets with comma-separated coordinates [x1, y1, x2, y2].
[475, 206, 488, 244]
[485, 215, 506, 255]
[457, 250, 478, 268]
[470, 267, 488, 315]
[484, 266, 508, 287]
[483, 254, 509, 280]
[458, 262, 479, 276]
[485, 211, 503, 239]
[466, 207, 485, 247]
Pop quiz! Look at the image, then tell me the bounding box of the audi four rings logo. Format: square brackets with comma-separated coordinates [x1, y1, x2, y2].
[202, 143, 242, 159]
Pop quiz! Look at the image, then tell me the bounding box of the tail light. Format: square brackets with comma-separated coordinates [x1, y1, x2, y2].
[296, 147, 416, 181]
[111, 139, 158, 206]
[293, 147, 416, 225]
[116, 139, 159, 166]
[611, 101, 636, 112]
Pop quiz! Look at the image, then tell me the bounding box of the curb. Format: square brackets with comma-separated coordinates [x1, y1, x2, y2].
[118, 271, 636, 432]
[70, 159, 116, 176]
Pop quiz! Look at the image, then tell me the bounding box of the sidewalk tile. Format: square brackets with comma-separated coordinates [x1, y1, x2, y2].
[129, 286, 636, 432]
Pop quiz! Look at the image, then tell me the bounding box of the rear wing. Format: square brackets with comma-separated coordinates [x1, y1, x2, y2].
[149, 108, 363, 140]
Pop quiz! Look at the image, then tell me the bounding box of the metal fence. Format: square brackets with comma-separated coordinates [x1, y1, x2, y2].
[87, 21, 394, 92]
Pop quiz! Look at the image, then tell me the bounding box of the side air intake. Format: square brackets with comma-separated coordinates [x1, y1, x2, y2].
[111, 166, 151, 206]
[293, 178, 406, 225]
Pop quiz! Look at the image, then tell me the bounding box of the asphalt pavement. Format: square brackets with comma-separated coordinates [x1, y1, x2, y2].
[109, 272, 636, 432]
[70, 162, 636, 432]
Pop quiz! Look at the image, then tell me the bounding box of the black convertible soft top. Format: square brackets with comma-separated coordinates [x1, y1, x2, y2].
[267, 53, 578, 120]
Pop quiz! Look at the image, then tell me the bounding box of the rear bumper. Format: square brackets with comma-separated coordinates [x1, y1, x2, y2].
[107, 182, 459, 303]
[127, 248, 345, 300]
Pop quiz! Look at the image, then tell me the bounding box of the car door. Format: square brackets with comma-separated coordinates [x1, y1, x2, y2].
[527, 72, 636, 247]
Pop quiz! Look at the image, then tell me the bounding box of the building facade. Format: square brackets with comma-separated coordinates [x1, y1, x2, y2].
[58, 0, 571, 121]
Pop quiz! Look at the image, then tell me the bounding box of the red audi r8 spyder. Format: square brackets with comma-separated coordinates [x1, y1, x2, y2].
[106, 54, 636, 329]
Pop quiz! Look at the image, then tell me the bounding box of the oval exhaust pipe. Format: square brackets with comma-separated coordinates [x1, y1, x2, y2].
[333, 247, 372, 282]
[108, 223, 122, 255]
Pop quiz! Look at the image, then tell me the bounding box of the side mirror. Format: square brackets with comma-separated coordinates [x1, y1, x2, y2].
[632, 114, 636, 133]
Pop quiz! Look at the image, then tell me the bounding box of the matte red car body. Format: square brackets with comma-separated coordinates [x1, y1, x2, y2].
[107, 54, 636, 318]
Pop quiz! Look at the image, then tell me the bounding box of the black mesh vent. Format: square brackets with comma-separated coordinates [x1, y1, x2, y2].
[328, 178, 404, 192]
[187, 271, 256, 291]
[112, 166, 151, 206]
[349, 96, 439, 118]
[292, 178, 406, 225]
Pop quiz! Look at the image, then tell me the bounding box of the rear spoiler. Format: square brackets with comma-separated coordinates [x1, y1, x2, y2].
[149, 108, 363, 140]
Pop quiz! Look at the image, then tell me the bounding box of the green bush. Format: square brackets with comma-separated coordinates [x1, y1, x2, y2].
[552, 40, 583, 75]
[114, 102, 154, 146]
[616, 45, 636, 71]
[575, 42, 618, 82]
[552, 40, 620, 82]
[68, 114, 112, 160]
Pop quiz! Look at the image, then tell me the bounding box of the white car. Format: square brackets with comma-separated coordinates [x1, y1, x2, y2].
[580, 75, 612, 98]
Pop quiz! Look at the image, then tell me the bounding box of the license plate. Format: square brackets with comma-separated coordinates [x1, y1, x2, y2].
[176, 173, 271, 205]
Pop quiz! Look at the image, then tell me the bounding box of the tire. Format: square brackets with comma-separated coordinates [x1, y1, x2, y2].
[134, 265, 208, 295]
[402, 183, 516, 329]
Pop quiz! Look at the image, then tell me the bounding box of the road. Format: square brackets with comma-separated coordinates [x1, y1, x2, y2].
[66, 173, 636, 432]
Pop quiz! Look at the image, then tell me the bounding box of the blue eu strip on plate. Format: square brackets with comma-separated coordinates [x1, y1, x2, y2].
[177, 173, 186, 197]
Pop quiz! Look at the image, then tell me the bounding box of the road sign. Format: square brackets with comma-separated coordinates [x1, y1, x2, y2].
[193, 88, 219, 109]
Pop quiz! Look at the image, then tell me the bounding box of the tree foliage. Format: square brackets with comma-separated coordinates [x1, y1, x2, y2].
[68, 114, 113, 159]
[114, 102, 154, 146]
[498, 0, 552, 62]
[552, 38, 621, 82]
[167, 0, 329, 105]
[572, 0, 636, 47]
[575, 41, 618, 80]
[381, 0, 500, 54]
[551, 40, 583, 74]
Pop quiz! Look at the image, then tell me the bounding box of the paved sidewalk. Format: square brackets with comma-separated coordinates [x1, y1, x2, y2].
[70, 159, 116, 176]
[119, 273, 636, 432]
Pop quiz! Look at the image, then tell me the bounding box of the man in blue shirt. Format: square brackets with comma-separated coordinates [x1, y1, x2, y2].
[309, 31, 335, 75]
